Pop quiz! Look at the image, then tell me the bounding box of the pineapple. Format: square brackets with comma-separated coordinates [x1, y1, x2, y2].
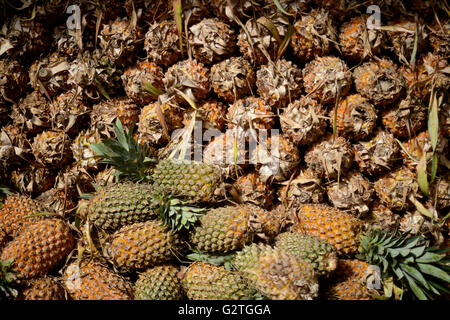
[324, 259, 374, 300]
[210, 56, 255, 102]
[19, 276, 66, 300]
[98, 17, 142, 67]
[90, 97, 140, 138]
[105, 220, 185, 270]
[28, 52, 71, 98]
[232, 172, 275, 209]
[190, 205, 281, 253]
[202, 127, 247, 179]
[0, 59, 28, 102]
[353, 129, 399, 176]
[275, 232, 338, 278]
[278, 168, 325, 206]
[36, 188, 77, 218]
[374, 166, 419, 211]
[135, 264, 183, 300]
[302, 56, 352, 105]
[353, 58, 404, 107]
[400, 52, 450, 99]
[399, 130, 447, 171]
[233, 243, 319, 300]
[67, 50, 123, 100]
[304, 136, 354, 180]
[256, 59, 303, 108]
[71, 128, 103, 170]
[51, 90, 90, 135]
[291, 8, 337, 62]
[366, 201, 399, 232]
[63, 259, 134, 300]
[292, 204, 363, 256]
[1, 218, 74, 279]
[189, 18, 236, 65]
[338, 15, 385, 62]
[428, 18, 450, 56]
[1, 16, 51, 62]
[189, 205, 252, 253]
[31, 130, 71, 168]
[144, 20, 183, 68]
[251, 134, 300, 183]
[182, 261, 257, 300]
[227, 96, 275, 130]
[183, 100, 227, 131]
[280, 96, 327, 147]
[11, 91, 52, 135]
[381, 96, 427, 139]
[0, 194, 44, 238]
[326, 170, 374, 215]
[163, 59, 210, 106]
[0, 124, 32, 171]
[122, 61, 165, 106]
[151, 159, 222, 203]
[386, 18, 427, 65]
[55, 164, 95, 199]
[237, 15, 288, 65]
[332, 94, 378, 141]
[11, 166, 56, 197]
[138, 102, 184, 147]
[83, 182, 157, 232]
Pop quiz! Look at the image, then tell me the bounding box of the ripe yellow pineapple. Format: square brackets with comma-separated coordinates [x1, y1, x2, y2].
[292, 204, 363, 256]
[1, 218, 74, 279]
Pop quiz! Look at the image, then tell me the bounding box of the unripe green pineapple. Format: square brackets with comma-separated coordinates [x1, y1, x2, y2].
[84, 182, 157, 232]
[275, 232, 338, 278]
[190, 205, 281, 254]
[135, 264, 183, 300]
[190, 206, 251, 254]
[152, 160, 222, 203]
[234, 243, 319, 300]
[105, 220, 185, 270]
[182, 262, 258, 300]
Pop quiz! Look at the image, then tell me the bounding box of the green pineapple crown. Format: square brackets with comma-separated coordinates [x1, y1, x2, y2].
[90, 119, 156, 182]
[357, 229, 450, 300]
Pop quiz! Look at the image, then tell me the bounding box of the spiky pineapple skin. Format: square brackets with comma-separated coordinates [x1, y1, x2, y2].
[135, 265, 183, 300]
[0, 194, 44, 238]
[293, 204, 362, 256]
[1, 218, 74, 279]
[106, 220, 184, 270]
[84, 182, 157, 232]
[190, 206, 251, 254]
[275, 232, 338, 278]
[182, 262, 257, 300]
[152, 160, 221, 203]
[20, 276, 66, 300]
[63, 260, 134, 300]
[234, 243, 319, 300]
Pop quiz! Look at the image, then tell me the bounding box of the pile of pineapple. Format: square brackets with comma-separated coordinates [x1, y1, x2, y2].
[0, 0, 449, 301]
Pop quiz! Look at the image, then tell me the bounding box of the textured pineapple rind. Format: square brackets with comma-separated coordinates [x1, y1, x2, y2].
[85, 182, 157, 231]
[106, 220, 184, 270]
[135, 265, 183, 300]
[182, 262, 257, 300]
[274, 232, 338, 278]
[233, 243, 319, 300]
[152, 160, 222, 203]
